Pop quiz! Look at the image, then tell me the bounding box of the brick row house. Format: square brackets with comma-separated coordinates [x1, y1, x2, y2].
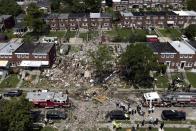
[45, 13, 112, 30]
[148, 41, 196, 69]
[0, 38, 56, 68]
[102, 0, 184, 11]
[118, 11, 196, 29]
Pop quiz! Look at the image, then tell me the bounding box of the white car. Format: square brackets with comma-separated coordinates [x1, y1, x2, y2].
[181, 35, 189, 41]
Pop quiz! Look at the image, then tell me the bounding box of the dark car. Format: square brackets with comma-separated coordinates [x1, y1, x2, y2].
[3, 90, 22, 97]
[161, 110, 186, 121]
[46, 110, 67, 120]
[106, 110, 129, 121]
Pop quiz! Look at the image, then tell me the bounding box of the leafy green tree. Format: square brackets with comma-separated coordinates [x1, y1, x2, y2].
[187, 0, 196, 11]
[89, 45, 113, 83]
[50, 0, 61, 12]
[0, 0, 22, 16]
[184, 24, 196, 40]
[0, 97, 33, 131]
[24, 3, 46, 36]
[120, 43, 158, 88]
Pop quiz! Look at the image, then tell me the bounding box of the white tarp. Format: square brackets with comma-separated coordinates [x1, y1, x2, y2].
[19, 61, 49, 67]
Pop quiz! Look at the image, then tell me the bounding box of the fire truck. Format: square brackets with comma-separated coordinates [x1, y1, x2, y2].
[26, 90, 71, 108]
[162, 92, 196, 107]
[142, 92, 196, 107]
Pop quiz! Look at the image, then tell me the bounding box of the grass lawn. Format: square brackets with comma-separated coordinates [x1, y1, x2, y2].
[156, 75, 169, 88]
[41, 127, 57, 131]
[158, 28, 182, 40]
[186, 72, 196, 88]
[65, 31, 76, 40]
[164, 128, 191, 131]
[48, 31, 66, 38]
[79, 31, 98, 41]
[105, 28, 147, 42]
[0, 74, 20, 88]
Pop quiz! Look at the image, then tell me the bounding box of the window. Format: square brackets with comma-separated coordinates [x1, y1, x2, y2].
[166, 54, 170, 58]
[189, 55, 192, 58]
[189, 62, 193, 67]
[104, 23, 109, 26]
[180, 55, 183, 58]
[170, 54, 174, 58]
[161, 54, 165, 58]
[184, 54, 188, 58]
[172, 62, 175, 66]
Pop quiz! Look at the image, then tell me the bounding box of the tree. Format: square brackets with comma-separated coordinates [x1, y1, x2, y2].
[184, 24, 196, 40]
[0, 97, 33, 131]
[89, 45, 113, 83]
[0, 0, 22, 16]
[120, 43, 158, 88]
[50, 0, 61, 12]
[24, 3, 46, 36]
[186, 0, 196, 11]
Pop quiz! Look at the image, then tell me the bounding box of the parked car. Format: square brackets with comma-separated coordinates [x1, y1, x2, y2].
[106, 110, 129, 121]
[161, 110, 186, 120]
[181, 35, 189, 41]
[3, 90, 22, 97]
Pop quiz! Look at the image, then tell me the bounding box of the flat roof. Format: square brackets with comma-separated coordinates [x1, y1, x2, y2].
[69, 13, 89, 18]
[0, 15, 12, 22]
[147, 42, 177, 54]
[90, 13, 111, 18]
[0, 38, 23, 55]
[120, 12, 133, 17]
[58, 13, 69, 19]
[15, 42, 54, 54]
[173, 11, 196, 16]
[188, 41, 196, 51]
[170, 41, 195, 54]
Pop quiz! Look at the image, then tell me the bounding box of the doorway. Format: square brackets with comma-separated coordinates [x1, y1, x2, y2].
[180, 62, 185, 69]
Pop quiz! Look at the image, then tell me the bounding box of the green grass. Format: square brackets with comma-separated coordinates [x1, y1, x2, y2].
[98, 128, 111, 131]
[186, 72, 196, 88]
[0, 74, 20, 88]
[156, 75, 169, 88]
[79, 31, 98, 41]
[40, 127, 57, 131]
[48, 31, 65, 38]
[164, 128, 191, 131]
[65, 31, 76, 40]
[158, 28, 182, 40]
[105, 28, 147, 42]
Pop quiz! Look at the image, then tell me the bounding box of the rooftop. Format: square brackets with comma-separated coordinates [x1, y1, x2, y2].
[147, 42, 177, 54]
[0, 15, 12, 23]
[187, 41, 196, 51]
[15, 42, 54, 54]
[173, 11, 196, 16]
[69, 13, 89, 18]
[0, 38, 23, 55]
[170, 41, 195, 54]
[90, 13, 111, 18]
[58, 13, 69, 19]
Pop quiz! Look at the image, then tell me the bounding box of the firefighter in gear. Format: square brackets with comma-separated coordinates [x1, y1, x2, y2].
[112, 120, 122, 129]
